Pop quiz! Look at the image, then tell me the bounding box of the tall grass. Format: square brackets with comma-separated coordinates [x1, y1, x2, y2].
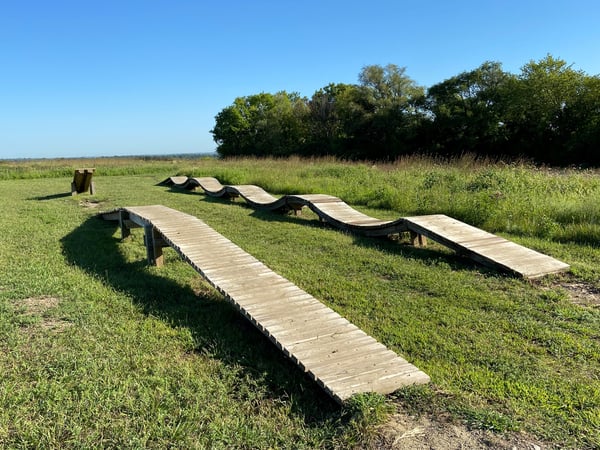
[191, 155, 600, 245]
[4, 154, 599, 244]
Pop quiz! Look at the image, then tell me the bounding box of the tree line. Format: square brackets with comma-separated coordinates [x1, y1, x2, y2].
[211, 55, 600, 166]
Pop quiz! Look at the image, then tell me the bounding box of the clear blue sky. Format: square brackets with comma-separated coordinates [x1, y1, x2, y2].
[1, 0, 599, 159]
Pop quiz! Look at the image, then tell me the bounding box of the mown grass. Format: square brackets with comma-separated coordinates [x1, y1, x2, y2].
[0, 155, 599, 448]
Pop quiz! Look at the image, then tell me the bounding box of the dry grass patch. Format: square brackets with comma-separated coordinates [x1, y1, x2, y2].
[19, 295, 60, 314]
[16, 296, 72, 332]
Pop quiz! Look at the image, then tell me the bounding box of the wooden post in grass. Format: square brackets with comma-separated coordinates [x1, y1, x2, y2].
[119, 210, 131, 239]
[410, 231, 427, 247]
[71, 168, 96, 195]
[143, 225, 165, 267]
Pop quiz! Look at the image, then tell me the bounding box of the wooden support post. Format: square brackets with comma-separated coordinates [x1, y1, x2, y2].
[119, 210, 131, 239]
[410, 231, 428, 247]
[144, 225, 164, 267]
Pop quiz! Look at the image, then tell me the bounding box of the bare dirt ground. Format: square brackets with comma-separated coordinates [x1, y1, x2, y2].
[79, 199, 103, 208]
[375, 412, 546, 450]
[559, 281, 600, 307]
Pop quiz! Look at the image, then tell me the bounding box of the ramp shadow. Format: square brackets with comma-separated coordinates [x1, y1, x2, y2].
[30, 192, 72, 200]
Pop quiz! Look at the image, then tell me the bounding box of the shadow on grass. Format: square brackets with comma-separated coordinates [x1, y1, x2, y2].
[167, 186, 203, 196]
[61, 216, 341, 424]
[30, 192, 72, 200]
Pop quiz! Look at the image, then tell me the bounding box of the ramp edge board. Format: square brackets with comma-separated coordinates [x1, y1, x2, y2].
[101, 205, 430, 403]
[159, 176, 570, 279]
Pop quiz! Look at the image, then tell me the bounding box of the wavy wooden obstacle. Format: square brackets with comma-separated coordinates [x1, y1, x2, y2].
[102, 205, 430, 403]
[159, 176, 570, 279]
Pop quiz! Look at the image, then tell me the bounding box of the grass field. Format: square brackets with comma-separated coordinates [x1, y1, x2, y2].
[0, 155, 599, 448]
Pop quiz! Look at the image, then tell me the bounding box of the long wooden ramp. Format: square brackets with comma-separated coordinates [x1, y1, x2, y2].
[159, 176, 570, 279]
[102, 205, 430, 403]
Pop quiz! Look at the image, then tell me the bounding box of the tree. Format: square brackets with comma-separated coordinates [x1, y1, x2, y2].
[211, 93, 275, 157]
[503, 55, 588, 162]
[340, 64, 424, 159]
[305, 83, 353, 156]
[559, 75, 600, 165]
[212, 92, 308, 157]
[255, 91, 309, 156]
[211, 57, 600, 165]
[424, 61, 511, 157]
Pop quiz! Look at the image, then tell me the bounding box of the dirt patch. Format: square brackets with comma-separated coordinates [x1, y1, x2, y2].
[559, 282, 600, 307]
[17, 296, 72, 332]
[376, 413, 545, 450]
[79, 199, 103, 208]
[20, 296, 60, 314]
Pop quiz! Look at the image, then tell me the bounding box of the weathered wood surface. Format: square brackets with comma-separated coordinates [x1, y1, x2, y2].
[103, 205, 430, 403]
[158, 176, 570, 279]
[404, 215, 570, 278]
[71, 168, 96, 195]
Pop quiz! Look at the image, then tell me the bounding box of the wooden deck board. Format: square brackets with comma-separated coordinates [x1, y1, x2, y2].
[263, 314, 354, 336]
[404, 215, 570, 278]
[103, 205, 429, 403]
[282, 329, 371, 353]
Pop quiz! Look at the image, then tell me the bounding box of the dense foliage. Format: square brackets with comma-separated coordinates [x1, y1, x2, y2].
[211, 56, 600, 166]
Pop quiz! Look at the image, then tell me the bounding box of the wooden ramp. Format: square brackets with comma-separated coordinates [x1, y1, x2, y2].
[159, 176, 570, 279]
[404, 215, 570, 279]
[102, 205, 430, 403]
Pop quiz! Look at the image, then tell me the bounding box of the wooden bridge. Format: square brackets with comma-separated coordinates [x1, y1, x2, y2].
[102, 205, 430, 404]
[160, 176, 570, 279]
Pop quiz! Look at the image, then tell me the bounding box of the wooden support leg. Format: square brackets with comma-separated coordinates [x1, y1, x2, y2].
[119, 210, 131, 239]
[144, 225, 164, 267]
[71, 182, 77, 196]
[410, 231, 428, 247]
[89, 181, 96, 195]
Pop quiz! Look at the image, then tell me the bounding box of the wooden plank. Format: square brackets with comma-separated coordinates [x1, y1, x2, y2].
[296, 342, 393, 368]
[243, 296, 321, 316]
[105, 205, 429, 404]
[237, 292, 315, 309]
[331, 366, 431, 400]
[279, 328, 366, 353]
[268, 317, 356, 343]
[404, 215, 569, 278]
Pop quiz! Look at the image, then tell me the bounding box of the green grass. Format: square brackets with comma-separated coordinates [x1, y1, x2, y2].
[0, 156, 599, 448]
